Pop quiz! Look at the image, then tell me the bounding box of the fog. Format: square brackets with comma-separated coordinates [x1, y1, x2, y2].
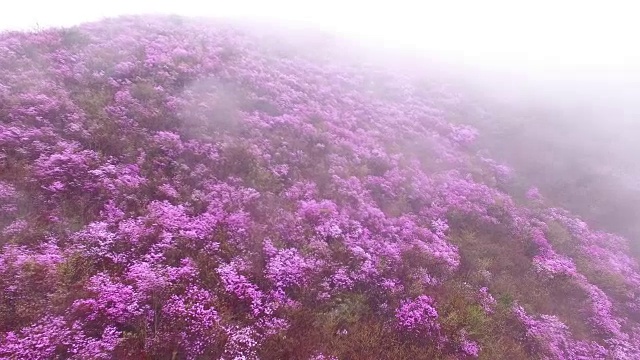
[4, 1, 639, 109]
[4, 1, 639, 69]
[3, 1, 640, 247]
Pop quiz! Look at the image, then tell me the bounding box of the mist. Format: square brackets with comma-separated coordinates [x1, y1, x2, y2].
[5, 1, 639, 113]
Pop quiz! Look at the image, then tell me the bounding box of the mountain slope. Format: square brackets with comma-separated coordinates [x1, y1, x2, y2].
[1, 16, 639, 359]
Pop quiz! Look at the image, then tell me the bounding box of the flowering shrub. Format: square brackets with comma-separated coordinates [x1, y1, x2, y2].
[395, 295, 441, 337]
[459, 329, 480, 358]
[514, 305, 608, 359]
[477, 287, 497, 314]
[159, 286, 222, 359]
[71, 273, 144, 324]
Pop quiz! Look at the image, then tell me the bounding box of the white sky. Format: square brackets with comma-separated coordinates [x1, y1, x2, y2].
[1, 0, 639, 76]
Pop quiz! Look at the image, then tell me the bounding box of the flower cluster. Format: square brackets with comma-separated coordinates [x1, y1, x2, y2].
[514, 305, 608, 359]
[395, 295, 441, 337]
[477, 287, 497, 314]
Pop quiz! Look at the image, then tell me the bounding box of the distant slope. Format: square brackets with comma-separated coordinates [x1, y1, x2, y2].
[441, 76, 640, 258]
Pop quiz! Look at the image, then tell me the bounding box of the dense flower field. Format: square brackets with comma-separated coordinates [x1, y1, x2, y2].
[1, 16, 639, 359]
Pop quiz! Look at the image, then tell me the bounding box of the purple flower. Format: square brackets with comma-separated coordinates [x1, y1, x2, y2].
[513, 304, 608, 359]
[0, 316, 71, 359]
[266, 248, 315, 289]
[71, 273, 144, 323]
[459, 330, 480, 358]
[526, 187, 542, 201]
[395, 295, 441, 337]
[478, 287, 497, 314]
[160, 286, 221, 359]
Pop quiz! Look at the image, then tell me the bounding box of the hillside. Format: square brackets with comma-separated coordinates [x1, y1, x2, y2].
[1, 16, 639, 359]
